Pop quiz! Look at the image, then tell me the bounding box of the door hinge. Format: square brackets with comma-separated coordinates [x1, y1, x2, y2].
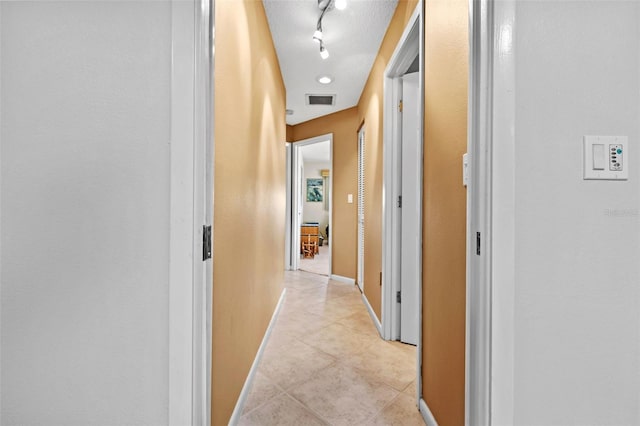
[476, 231, 481, 256]
[399, 100, 403, 113]
[397, 195, 402, 208]
[203, 225, 212, 261]
[396, 291, 401, 303]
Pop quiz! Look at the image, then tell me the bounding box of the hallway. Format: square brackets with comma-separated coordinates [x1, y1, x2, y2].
[238, 271, 423, 425]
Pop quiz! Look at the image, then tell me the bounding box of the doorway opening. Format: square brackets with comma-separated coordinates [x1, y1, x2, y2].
[286, 134, 333, 277]
[382, 3, 423, 344]
[381, 0, 424, 402]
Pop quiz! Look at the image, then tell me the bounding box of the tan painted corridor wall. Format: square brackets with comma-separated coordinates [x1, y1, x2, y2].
[422, 0, 468, 424]
[357, 0, 468, 423]
[212, 1, 286, 424]
[291, 107, 359, 280]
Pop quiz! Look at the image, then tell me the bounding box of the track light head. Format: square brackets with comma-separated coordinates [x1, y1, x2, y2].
[320, 45, 329, 60]
[334, 0, 346, 10]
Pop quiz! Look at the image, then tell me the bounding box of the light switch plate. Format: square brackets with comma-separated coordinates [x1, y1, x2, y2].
[583, 135, 628, 180]
[462, 153, 469, 187]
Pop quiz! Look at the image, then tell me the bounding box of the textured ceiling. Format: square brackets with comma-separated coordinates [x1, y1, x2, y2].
[263, 0, 399, 125]
[301, 140, 331, 163]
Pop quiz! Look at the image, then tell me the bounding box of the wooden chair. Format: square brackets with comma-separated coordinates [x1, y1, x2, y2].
[301, 234, 317, 259]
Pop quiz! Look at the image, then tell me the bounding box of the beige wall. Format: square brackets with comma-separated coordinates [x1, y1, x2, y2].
[302, 160, 331, 233]
[286, 124, 294, 142]
[212, 1, 286, 425]
[357, 0, 419, 320]
[357, 0, 468, 424]
[291, 107, 359, 280]
[422, 0, 468, 424]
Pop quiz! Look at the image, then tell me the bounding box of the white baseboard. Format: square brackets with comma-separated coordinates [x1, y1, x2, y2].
[329, 274, 356, 285]
[228, 288, 287, 425]
[361, 293, 382, 337]
[419, 398, 439, 426]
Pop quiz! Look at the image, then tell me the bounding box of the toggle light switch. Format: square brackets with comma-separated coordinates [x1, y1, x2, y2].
[347, 194, 353, 203]
[592, 144, 605, 170]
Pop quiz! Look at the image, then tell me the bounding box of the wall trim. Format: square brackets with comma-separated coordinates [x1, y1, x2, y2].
[361, 293, 383, 336]
[228, 288, 287, 425]
[419, 398, 439, 426]
[329, 274, 355, 285]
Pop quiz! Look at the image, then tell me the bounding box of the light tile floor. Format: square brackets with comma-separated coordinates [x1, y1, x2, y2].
[299, 244, 330, 276]
[238, 270, 424, 426]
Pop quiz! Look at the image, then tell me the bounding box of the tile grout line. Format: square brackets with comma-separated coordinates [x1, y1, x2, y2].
[239, 269, 419, 425]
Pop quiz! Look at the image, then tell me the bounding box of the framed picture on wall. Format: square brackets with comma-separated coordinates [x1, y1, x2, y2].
[306, 178, 323, 202]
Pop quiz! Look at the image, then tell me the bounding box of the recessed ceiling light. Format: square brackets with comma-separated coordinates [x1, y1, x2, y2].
[317, 75, 333, 84]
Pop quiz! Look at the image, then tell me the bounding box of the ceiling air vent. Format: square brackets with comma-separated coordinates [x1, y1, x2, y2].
[306, 94, 336, 106]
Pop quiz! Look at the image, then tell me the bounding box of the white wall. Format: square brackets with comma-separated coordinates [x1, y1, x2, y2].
[302, 160, 330, 238]
[1, 2, 174, 424]
[492, 1, 640, 424]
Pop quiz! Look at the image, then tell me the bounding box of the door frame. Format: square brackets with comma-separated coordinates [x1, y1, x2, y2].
[285, 143, 293, 269]
[381, 0, 424, 401]
[287, 134, 334, 275]
[356, 125, 365, 292]
[169, 0, 213, 424]
[399, 71, 421, 346]
[466, 0, 512, 424]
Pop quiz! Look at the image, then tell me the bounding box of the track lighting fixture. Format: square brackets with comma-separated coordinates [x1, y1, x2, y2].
[312, 0, 346, 59]
[313, 28, 323, 43]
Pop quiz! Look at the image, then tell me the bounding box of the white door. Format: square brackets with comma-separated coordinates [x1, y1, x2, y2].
[357, 127, 366, 292]
[400, 72, 420, 345]
[290, 146, 305, 270]
[285, 144, 293, 269]
[0, 1, 204, 424]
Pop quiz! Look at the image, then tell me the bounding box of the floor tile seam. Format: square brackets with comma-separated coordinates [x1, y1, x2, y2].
[282, 389, 334, 426]
[296, 270, 330, 279]
[296, 291, 357, 302]
[286, 366, 403, 426]
[331, 330, 380, 356]
[337, 321, 379, 337]
[342, 360, 415, 393]
[303, 306, 366, 322]
[401, 378, 417, 394]
[286, 332, 341, 356]
[296, 340, 343, 359]
[298, 269, 329, 278]
[295, 310, 344, 329]
[237, 387, 286, 419]
[278, 358, 341, 393]
[356, 387, 405, 425]
[280, 391, 332, 426]
[333, 356, 412, 395]
[297, 324, 378, 359]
